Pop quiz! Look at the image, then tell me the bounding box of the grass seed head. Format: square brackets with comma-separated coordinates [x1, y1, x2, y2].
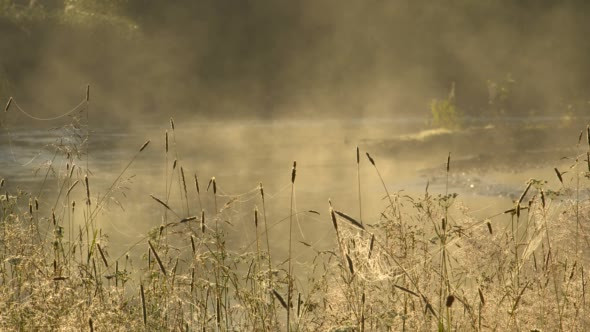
[4, 97, 12, 112]
[366, 152, 375, 166]
[139, 140, 150, 152]
[291, 161, 297, 183]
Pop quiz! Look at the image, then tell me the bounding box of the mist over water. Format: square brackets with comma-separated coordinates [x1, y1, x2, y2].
[2, 114, 579, 265]
[0, 0, 587, 285]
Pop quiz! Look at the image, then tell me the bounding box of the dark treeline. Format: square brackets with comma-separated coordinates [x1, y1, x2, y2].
[1, 0, 590, 122]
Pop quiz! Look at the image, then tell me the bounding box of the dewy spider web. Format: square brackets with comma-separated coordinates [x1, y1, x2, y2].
[2, 95, 89, 167]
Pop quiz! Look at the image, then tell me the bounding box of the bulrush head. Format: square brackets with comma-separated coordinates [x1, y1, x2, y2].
[180, 167, 187, 194]
[366, 152, 375, 166]
[291, 161, 297, 184]
[209, 177, 217, 194]
[4, 97, 12, 112]
[254, 206, 259, 228]
[201, 209, 205, 233]
[165, 131, 169, 153]
[85, 175, 90, 205]
[139, 140, 150, 152]
[330, 207, 338, 232]
[517, 180, 533, 206]
[368, 234, 375, 259]
[554, 168, 564, 185]
[447, 152, 451, 172]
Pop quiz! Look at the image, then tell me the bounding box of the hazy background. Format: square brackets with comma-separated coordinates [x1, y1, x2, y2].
[2, 0, 590, 124]
[2, 0, 589, 269]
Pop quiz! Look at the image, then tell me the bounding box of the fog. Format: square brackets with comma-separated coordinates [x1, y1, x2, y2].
[1, 0, 590, 261]
[2, 1, 590, 124]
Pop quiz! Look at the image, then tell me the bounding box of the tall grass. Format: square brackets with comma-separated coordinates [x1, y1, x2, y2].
[0, 103, 590, 330]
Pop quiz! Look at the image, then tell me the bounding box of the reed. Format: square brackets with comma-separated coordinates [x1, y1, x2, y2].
[2, 113, 590, 331]
[287, 161, 296, 332]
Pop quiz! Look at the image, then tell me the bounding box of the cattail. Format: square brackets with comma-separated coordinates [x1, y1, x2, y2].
[170, 117, 175, 131]
[478, 288, 485, 305]
[570, 261, 577, 280]
[190, 267, 195, 293]
[259, 182, 264, 198]
[446, 152, 451, 172]
[368, 234, 375, 259]
[165, 130, 169, 153]
[517, 180, 533, 205]
[579, 129, 584, 144]
[179, 216, 197, 223]
[139, 140, 150, 152]
[89, 318, 94, 332]
[297, 292, 302, 317]
[540, 189, 546, 208]
[587, 152, 590, 172]
[254, 206, 259, 228]
[72, 200, 76, 212]
[212, 177, 217, 194]
[149, 194, 173, 212]
[172, 159, 177, 170]
[554, 168, 563, 184]
[291, 161, 297, 183]
[86, 84, 90, 102]
[201, 209, 205, 233]
[97, 244, 108, 268]
[85, 175, 90, 205]
[0, 178, 4, 188]
[356, 146, 360, 164]
[272, 289, 288, 309]
[180, 167, 188, 197]
[29, 198, 33, 214]
[334, 210, 364, 230]
[4, 97, 12, 112]
[140, 284, 147, 326]
[446, 294, 455, 307]
[346, 254, 354, 275]
[366, 152, 376, 166]
[190, 236, 195, 254]
[52, 210, 57, 226]
[587, 124, 590, 148]
[330, 207, 338, 232]
[148, 241, 167, 275]
[34, 197, 39, 210]
[486, 221, 493, 234]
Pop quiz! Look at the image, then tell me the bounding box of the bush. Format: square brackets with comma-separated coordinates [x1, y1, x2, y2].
[430, 90, 463, 129]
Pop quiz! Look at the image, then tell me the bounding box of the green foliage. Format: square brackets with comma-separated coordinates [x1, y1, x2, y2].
[430, 83, 463, 129]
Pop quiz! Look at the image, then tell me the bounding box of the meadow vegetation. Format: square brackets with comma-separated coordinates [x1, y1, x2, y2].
[1, 95, 590, 331]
